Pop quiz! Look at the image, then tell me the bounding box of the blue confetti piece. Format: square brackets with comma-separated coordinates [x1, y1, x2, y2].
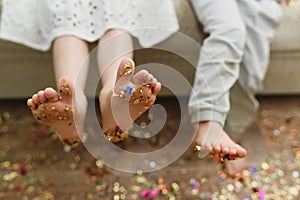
[2, 168, 9, 174]
[126, 86, 132, 94]
[217, 175, 223, 181]
[249, 166, 258, 174]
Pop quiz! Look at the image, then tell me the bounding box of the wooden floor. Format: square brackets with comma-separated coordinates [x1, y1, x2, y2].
[1, 96, 300, 200]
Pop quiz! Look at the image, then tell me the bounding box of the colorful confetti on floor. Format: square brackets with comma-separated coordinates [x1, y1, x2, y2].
[0, 97, 300, 199]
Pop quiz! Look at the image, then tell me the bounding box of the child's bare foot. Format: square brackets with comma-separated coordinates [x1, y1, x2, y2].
[224, 157, 248, 178]
[193, 121, 247, 158]
[27, 77, 87, 146]
[100, 58, 161, 142]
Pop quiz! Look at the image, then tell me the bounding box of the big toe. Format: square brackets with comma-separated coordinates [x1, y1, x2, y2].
[132, 70, 154, 85]
[116, 58, 135, 82]
[153, 82, 161, 95]
[44, 87, 60, 102]
[57, 77, 74, 102]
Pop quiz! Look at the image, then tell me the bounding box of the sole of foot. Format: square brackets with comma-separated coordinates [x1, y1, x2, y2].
[27, 77, 86, 147]
[99, 58, 161, 142]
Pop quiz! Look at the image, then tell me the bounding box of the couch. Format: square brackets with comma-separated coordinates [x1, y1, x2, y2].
[0, 1, 299, 98]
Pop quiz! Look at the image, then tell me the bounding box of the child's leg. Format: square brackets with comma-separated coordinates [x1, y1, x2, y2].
[27, 36, 90, 146]
[220, 83, 254, 177]
[97, 29, 161, 141]
[224, 0, 282, 177]
[189, 0, 247, 157]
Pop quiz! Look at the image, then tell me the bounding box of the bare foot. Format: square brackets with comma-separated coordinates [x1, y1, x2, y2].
[193, 121, 247, 158]
[27, 77, 87, 146]
[100, 58, 161, 142]
[224, 157, 248, 178]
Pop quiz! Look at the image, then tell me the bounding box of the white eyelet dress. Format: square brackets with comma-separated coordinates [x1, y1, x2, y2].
[0, 0, 179, 51]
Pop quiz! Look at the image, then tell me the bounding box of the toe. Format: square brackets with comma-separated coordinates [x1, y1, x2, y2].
[133, 70, 153, 84]
[236, 144, 247, 157]
[195, 144, 211, 158]
[140, 85, 152, 97]
[37, 90, 47, 103]
[57, 77, 73, 102]
[152, 82, 161, 95]
[116, 58, 135, 82]
[45, 87, 60, 101]
[221, 146, 230, 155]
[148, 74, 155, 83]
[150, 76, 157, 84]
[213, 144, 221, 154]
[27, 99, 36, 109]
[229, 148, 237, 156]
[32, 94, 39, 105]
[200, 143, 213, 154]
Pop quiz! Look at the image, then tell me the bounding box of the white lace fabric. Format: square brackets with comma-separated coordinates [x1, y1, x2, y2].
[0, 0, 179, 51]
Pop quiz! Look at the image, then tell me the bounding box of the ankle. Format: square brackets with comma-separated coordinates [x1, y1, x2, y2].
[99, 87, 113, 100]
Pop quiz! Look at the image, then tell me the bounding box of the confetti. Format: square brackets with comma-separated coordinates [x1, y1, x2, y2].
[2, 97, 300, 199]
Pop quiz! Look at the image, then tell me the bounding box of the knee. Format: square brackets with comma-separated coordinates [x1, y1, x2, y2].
[220, 22, 246, 50]
[99, 29, 131, 44]
[103, 29, 131, 39]
[210, 21, 247, 52]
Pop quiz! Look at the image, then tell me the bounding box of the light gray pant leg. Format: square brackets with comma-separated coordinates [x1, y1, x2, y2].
[188, 0, 246, 126]
[238, 0, 282, 92]
[225, 0, 282, 137]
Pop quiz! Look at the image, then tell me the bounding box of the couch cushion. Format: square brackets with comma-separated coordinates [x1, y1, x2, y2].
[271, 4, 300, 51]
